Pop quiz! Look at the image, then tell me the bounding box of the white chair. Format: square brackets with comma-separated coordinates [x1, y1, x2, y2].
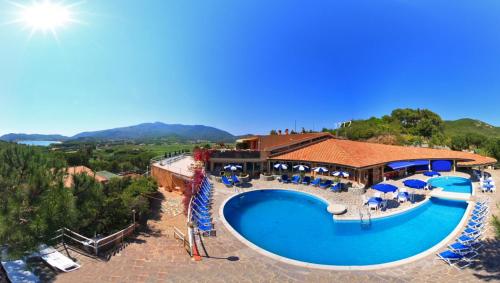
[38, 245, 81, 272]
[391, 191, 399, 200]
[368, 201, 380, 210]
[361, 195, 368, 206]
[398, 192, 408, 203]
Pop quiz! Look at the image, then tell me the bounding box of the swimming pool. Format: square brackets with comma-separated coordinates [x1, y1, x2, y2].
[223, 189, 468, 267]
[428, 176, 472, 194]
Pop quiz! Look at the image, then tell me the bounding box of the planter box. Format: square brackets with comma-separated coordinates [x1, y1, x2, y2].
[260, 174, 275, 181]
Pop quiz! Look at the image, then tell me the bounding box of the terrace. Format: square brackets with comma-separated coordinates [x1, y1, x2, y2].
[49, 169, 499, 282]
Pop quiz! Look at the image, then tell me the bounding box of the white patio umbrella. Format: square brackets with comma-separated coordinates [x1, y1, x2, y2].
[274, 163, 288, 170]
[224, 164, 242, 172]
[312, 167, 328, 174]
[293, 165, 310, 172]
[332, 171, 349, 178]
[274, 163, 288, 175]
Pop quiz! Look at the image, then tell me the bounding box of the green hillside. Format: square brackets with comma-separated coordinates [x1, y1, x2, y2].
[444, 119, 500, 139]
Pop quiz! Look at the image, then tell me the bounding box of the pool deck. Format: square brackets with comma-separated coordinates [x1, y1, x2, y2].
[51, 170, 499, 282]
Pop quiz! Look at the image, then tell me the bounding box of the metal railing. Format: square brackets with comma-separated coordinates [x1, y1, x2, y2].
[359, 207, 371, 226]
[150, 153, 193, 177]
[54, 223, 137, 257]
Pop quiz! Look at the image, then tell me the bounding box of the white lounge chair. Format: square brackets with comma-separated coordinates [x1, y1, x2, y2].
[38, 245, 81, 272]
[1, 260, 40, 283]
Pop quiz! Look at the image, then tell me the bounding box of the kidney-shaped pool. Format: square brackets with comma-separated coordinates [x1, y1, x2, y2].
[222, 189, 468, 268]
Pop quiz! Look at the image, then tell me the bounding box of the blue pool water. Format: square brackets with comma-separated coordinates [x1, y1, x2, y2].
[428, 176, 472, 194]
[17, 140, 61, 147]
[223, 190, 467, 266]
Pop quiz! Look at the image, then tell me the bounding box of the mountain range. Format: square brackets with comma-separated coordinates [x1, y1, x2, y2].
[0, 122, 236, 143]
[2, 118, 499, 144]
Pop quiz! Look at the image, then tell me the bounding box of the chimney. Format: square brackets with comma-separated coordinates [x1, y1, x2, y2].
[285, 129, 289, 135]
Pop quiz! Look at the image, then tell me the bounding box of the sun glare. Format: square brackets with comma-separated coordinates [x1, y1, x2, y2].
[8, 0, 82, 40]
[21, 1, 71, 31]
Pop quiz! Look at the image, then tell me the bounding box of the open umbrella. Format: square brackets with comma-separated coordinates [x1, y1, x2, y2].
[312, 167, 328, 174]
[403, 179, 427, 189]
[423, 171, 441, 177]
[371, 183, 398, 209]
[332, 171, 349, 178]
[293, 165, 310, 172]
[403, 179, 427, 203]
[274, 163, 288, 175]
[274, 163, 288, 170]
[224, 164, 242, 172]
[372, 183, 398, 194]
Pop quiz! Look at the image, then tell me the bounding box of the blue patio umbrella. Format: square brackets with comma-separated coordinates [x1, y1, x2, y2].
[403, 179, 427, 203]
[293, 165, 310, 172]
[332, 171, 349, 178]
[274, 163, 288, 171]
[224, 164, 242, 171]
[403, 179, 427, 189]
[372, 183, 398, 194]
[371, 183, 398, 209]
[312, 167, 328, 174]
[274, 163, 288, 175]
[423, 171, 441, 177]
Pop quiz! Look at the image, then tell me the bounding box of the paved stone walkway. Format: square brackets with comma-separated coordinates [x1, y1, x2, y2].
[52, 170, 499, 283]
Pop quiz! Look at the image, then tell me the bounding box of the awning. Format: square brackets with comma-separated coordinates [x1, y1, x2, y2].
[387, 160, 429, 170]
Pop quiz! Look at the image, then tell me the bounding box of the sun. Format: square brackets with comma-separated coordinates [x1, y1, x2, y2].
[21, 1, 71, 31]
[7, 0, 82, 39]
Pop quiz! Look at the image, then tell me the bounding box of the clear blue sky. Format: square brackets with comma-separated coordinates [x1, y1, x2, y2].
[1, 0, 499, 136]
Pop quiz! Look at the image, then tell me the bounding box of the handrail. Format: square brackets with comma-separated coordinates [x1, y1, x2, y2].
[55, 223, 137, 256]
[186, 190, 195, 257]
[150, 153, 194, 177]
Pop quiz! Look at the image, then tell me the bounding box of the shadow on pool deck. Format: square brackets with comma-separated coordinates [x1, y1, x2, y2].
[468, 238, 500, 281]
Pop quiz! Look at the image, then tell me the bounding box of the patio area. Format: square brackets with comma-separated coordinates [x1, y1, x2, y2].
[51, 170, 499, 283]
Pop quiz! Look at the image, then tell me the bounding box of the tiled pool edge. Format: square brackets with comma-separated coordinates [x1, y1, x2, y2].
[218, 189, 473, 271]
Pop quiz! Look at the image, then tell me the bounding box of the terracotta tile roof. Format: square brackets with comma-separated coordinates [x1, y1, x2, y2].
[270, 138, 497, 168]
[255, 133, 332, 151]
[64, 166, 107, 187]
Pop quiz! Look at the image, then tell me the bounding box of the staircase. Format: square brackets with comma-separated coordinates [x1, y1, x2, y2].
[359, 207, 372, 227]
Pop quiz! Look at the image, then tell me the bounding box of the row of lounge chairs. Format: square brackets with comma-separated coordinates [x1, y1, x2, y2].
[480, 178, 496, 193]
[191, 176, 216, 236]
[280, 175, 344, 192]
[436, 199, 490, 269]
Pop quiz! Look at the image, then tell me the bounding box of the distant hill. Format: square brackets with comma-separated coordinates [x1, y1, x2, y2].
[1, 122, 236, 143]
[0, 133, 69, 142]
[71, 122, 235, 142]
[444, 119, 500, 138]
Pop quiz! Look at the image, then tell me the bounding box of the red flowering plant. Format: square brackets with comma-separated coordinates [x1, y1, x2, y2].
[193, 147, 213, 163]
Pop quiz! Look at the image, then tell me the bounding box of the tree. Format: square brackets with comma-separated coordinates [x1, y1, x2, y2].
[269, 130, 277, 135]
[0, 145, 76, 257]
[450, 135, 468, 150]
[485, 139, 500, 163]
[0, 143, 160, 257]
[465, 133, 487, 149]
[122, 177, 157, 217]
[72, 174, 106, 235]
